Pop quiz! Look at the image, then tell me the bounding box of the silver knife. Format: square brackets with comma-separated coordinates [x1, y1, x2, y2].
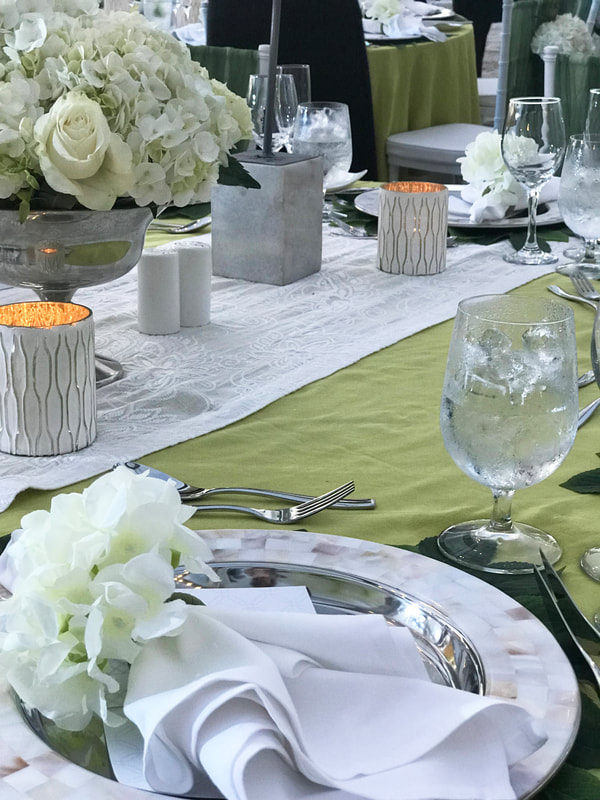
[117, 462, 376, 509]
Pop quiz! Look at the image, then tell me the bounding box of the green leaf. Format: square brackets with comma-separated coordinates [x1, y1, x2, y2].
[218, 155, 260, 189]
[159, 202, 211, 221]
[560, 468, 600, 493]
[535, 763, 600, 799]
[168, 591, 205, 606]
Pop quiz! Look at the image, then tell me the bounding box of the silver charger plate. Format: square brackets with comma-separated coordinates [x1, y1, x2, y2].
[355, 187, 563, 228]
[0, 529, 581, 800]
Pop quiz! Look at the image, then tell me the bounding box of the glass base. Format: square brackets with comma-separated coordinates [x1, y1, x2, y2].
[437, 519, 562, 574]
[96, 354, 124, 388]
[580, 547, 600, 581]
[503, 249, 558, 266]
[563, 244, 600, 264]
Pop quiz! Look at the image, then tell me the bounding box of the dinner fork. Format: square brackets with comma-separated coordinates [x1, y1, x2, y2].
[149, 218, 211, 235]
[570, 272, 600, 302]
[120, 461, 375, 509]
[185, 480, 355, 523]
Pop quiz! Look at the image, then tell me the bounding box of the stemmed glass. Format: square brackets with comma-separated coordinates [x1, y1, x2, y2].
[438, 294, 579, 574]
[501, 97, 566, 266]
[277, 64, 311, 104]
[558, 134, 600, 269]
[585, 87, 600, 134]
[291, 101, 353, 188]
[246, 74, 298, 153]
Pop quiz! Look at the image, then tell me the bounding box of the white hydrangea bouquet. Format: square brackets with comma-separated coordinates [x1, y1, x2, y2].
[456, 130, 526, 223]
[0, 466, 217, 731]
[0, 0, 253, 220]
[359, 0, 439, 23]
[531, 12, 599, 57]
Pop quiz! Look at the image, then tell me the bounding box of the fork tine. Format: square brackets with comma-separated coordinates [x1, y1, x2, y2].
[296, 481, 354, 512]
[292, 481, 355, 518]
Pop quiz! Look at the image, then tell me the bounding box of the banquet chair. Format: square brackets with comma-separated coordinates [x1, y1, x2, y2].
[205, 0, 378, 178]
[539, 0, 600, 137]
[386, 0, 591, 182]
[188, 45, 259, 99]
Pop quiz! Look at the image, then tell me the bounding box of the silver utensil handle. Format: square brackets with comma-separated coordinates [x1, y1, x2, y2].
[577, 397, 600, 428]
[189, 503, 272, 519]
[183, 486, 375, 509]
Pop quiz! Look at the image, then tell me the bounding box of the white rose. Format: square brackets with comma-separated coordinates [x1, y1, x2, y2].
[33, 90, 134, 210]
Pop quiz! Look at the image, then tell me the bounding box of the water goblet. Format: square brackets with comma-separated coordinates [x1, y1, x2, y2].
[559, 134, 600, 270]
[291, 101, 353, 187]
[438, 294, 579, 574]
[501, 97, 566, 266]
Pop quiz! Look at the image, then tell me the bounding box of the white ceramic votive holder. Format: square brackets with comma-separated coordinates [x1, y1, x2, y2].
[377, 181, 448, 276]
[178, 244, 212, 327]
[0, 301, 96, 456]
[137, 250, 180, 334]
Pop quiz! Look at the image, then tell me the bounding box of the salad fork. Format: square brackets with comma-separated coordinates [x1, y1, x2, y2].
[120, 461, 376, 509]
[570, 272, 600, 302]
[185, 480, 355, 523]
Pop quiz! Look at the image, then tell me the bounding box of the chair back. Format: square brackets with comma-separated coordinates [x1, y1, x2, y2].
[188, 45, 259, 99]
[206, 0, 378, 178]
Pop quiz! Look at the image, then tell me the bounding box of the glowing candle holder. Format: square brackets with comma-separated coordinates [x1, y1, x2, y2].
[377, 182, 448, 276]
[0, 302, 96, 456]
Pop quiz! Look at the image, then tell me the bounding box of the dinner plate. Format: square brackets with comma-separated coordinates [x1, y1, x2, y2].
[0, 529, 580, 800]
[364, 31, 424, 42]
[324, 169, 368, 194]
[355, 187, 564, 228]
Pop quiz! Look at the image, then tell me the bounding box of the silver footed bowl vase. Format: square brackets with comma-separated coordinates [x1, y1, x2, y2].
[0, 207, 154, 386]
[0, 207, 153, 302]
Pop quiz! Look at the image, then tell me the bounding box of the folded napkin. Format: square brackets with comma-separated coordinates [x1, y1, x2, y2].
[448, 177, 560, 223]
[383, 12, 447, 41]
[122, 606, 546, 800]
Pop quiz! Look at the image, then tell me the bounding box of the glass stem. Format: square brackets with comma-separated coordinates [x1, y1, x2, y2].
[583, 238, 598, 262]
[522, 188, 541, 253]
[488, 489, 515, 533]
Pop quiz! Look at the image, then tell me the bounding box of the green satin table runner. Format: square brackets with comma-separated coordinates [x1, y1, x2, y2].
[366, 25, 481, 179]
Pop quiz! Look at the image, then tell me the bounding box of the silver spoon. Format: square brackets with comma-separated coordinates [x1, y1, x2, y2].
[578, 397, 600, 428]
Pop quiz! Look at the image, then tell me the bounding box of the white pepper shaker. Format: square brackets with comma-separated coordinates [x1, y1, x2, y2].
[178, 244, 212, 327]
[137, 250, 180, 334]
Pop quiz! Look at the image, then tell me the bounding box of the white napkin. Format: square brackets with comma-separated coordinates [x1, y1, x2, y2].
[174, 23, 207, 46]
[123, 606, 546, 800]
[383, 12, 447, 41]
[448, 177, 560, 223]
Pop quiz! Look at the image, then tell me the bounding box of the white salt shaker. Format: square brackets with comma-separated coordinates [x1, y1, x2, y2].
[178, 244, 212, 327]
[137, 250, 180, 334]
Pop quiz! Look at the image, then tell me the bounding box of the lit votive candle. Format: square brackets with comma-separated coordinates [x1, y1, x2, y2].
[0, 301, 96, 456]
[377, 181, 448, 276]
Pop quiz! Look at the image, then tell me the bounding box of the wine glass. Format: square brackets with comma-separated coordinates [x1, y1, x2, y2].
[558, 134, 600, 269]
[501, 97, 566, 266]
[291, 101, 353, 187]
[246, 74, 297, 152]
[585, 87, 600, 134]
[438, 294, 579, 574]
[277, 64, 311, 104]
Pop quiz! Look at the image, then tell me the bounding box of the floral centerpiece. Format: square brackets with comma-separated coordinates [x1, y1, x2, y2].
[0, 466, 217, 731]
[456, 130, 526, 223]
[359, 0, 439, 24]
[0, 0, 253, 221]
[531, 13, 600, 57]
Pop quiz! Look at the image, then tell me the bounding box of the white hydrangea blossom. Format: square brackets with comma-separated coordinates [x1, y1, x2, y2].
[360, 0, 402, 22]
[531, 13, 599, 57]
[0, 466, 218, 731]
[0, 0, 251, 212]
[456, 130, 524, 223]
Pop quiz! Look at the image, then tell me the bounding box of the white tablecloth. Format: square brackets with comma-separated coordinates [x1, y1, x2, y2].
[0, 228, 560, 511]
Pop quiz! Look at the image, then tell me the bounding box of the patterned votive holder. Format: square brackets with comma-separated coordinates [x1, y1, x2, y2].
[377, 182, 448, 275]
[0, 302, 96, 456]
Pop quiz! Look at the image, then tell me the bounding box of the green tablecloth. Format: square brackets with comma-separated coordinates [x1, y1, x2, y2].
[2, 268, 599, 796]
[366, 25, 481, 180]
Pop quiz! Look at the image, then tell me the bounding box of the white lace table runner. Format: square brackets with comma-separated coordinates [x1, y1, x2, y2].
[0, 229, 559, 511]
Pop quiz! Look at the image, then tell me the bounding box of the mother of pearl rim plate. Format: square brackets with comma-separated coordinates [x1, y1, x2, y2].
[355, 187, 563, 228]
[0, 529, 579, 800]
